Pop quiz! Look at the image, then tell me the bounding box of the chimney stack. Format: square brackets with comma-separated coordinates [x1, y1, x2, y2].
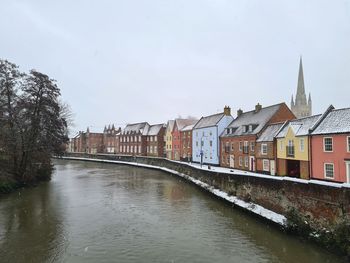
[255, 103, 262, 113]
[237, 108, 243, 117]
[224, 105, 231, 116]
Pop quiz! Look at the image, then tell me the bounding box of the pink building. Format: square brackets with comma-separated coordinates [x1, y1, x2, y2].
[310, 106, 350, 183]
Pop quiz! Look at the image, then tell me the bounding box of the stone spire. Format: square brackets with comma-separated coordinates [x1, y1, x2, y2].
[295, 57, 307, 106]
[290, 57, 312, 118]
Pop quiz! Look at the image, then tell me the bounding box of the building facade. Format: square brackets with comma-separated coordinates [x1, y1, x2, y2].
[180, 124, 196, 162]
[291, 57, 312, 118]
[276, 115, 320, 179]
[310, 106, 350, 183]
[172, 119, 198, 161]
[103, 124, 121, 154]
[119, 122, 150, 156]
[255, 123, 284, 175]
[165, 120, 175, 159]
[192, 106, 234, 165]
[71, 127, 104, 154]
[220, 103, 295, 171]
[146, 124, 166, 157]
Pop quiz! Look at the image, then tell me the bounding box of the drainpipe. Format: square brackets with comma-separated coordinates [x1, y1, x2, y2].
[309, 135, 313, 180]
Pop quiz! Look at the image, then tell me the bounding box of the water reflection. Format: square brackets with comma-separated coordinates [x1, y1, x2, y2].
[0, 182, 66, 262]
[0, 160, 345, 263]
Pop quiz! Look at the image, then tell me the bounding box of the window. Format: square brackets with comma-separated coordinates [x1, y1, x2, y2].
[239, 141, 243, 151]
[323, 137, 333, 152]
[347, 137, 350, 152]
[196, 141, 198, 147]
[244, 156, 249, 167]
[261, 144, 268, 155]
[324, 163, 334, 178]
[263, 159, 269, 171]
[231, 143, 234, 151]
[243, 141, 249, 153]
[300, 138, 305, 152]
[138, 146, 141, 153]
[147, 146, 149, 153]
[250, 141, 255, 152]
[239, 156, 243, 166]
[210, 140, 213, 147]
[155, 136, 157, 142]
[225, 142, 230, 153]
[249, 125, 253, 132]
[139, 136, 141, 142]
[201, 141, 204, 147]
[287, 140, 294, 157]
[243, 126, 247, 133]
[150, 137, 153, 142]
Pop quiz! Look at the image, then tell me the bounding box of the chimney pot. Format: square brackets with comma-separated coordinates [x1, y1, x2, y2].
[224, 106, 231, 116]
[237, 108, 243, 117]
[255, 103, 262, 112]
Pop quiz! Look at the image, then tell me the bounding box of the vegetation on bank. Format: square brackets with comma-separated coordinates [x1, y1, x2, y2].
[0, 59, 70, 193]
[285, 208, 350, 258]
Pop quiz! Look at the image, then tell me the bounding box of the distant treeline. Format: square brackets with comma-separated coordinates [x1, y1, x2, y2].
[0, 59, 69, 190]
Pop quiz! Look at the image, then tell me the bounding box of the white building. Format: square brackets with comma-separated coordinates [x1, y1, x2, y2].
[192, 106, 234, 165]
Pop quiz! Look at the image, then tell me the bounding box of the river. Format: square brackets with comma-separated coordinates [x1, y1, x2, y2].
[0, 159, 345, 262]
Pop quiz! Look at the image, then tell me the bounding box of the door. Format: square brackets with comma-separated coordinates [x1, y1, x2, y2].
[346, 162, 350, 183]
[229, 155, 235, 168]
[270, 160, 276, 176]
[249, 156, 255, 172]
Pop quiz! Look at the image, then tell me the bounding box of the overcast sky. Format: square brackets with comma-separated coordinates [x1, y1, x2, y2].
[1, 0, 349, 134]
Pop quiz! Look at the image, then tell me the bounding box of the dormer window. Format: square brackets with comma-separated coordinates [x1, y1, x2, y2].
[249, 125, 253, 132]
[226, 128, 230, 134]
[243, 126, 247, 133]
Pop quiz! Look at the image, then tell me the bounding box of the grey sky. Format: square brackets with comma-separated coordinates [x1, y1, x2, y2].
[1, 0, 349, 134]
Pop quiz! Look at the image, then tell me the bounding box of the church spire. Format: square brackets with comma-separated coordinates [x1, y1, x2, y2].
[291, 95, 294, 106]
[297, 57, 305, 97]
[290, 57, 312, 118]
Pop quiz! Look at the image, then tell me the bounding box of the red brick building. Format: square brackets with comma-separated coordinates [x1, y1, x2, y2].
[146, 124, 166, 157]
[255, 122, 284, 175]
[220, 103, 295, 171]
[103, 124, 121, 154]
[119, 122, 150, 156]
[71, 127, 104, 154]
[180, 123, 196, 162]
[172, 119, 198, 160]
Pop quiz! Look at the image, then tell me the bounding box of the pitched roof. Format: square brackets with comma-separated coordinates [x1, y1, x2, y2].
[174, 118, 198, 131]
[222, 103, 285, 137]
[256, 123, 285, 142]
[147, 124, 165, 136]
[166, 120, 175, 132]
[276, 114, 321, 138]
[193, 112, 224, 129]
[181, 123, 196, 132]
[311, 108, 350, 135]
[123, 122, 149, 135]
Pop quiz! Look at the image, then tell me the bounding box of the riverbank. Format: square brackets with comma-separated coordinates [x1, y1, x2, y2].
[59, 153, 350, 257]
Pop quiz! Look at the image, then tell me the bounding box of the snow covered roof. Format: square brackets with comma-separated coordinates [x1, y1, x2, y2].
[256, 123, 284, 142]
[311, 108, 350, 135]
[181, 123, 196, 132]
[174, 118, 198, 131]
[166, 120, 175, 133]
[123, 122, 150, 135]
[194, 112, 224, 129]
[276, 114, 321, 138]
[222, 103, 287, 137]
[147, 123, 165, 136]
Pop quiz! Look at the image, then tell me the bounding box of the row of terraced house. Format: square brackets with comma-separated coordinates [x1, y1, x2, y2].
[68, 102, 350, 183]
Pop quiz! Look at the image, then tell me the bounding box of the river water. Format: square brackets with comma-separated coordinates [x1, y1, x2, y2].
[0, 159, 345, 263]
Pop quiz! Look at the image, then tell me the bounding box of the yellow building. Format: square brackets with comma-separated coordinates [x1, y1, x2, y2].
[165, 120, 174, 159]
[276, 115, 320, 179]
